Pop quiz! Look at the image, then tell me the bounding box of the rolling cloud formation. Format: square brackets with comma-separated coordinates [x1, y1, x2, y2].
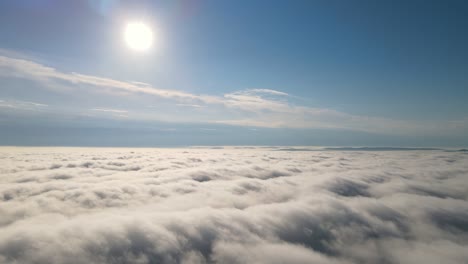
[1, 147, 468, 263]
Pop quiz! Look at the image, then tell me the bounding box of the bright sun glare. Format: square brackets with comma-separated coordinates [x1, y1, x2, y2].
[124, 22, 153, 51]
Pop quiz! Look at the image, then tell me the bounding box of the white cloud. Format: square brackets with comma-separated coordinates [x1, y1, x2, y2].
[1, 53, 467, 136]
[242, 88, 289, 96]
[0, 99, 48, 110]
[175, 104, 206, 108]
[1, 147, 468, 263]
[91, 108, 128, 113]
[0, 55, 220, 104]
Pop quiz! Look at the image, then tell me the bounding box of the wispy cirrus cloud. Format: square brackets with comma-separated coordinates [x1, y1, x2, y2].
[246, 88, 289, 96]
[91, 108, 128, 113]
[1, 53, 467, 136]
[175, 104, 206, 108]
[0, 99, 48, 110]
[0, 55, 221, 104]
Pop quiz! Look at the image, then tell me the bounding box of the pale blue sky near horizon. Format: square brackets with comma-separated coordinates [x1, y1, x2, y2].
[0, 0, 467, 147]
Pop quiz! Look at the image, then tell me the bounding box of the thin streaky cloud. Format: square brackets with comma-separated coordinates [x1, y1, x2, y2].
[176, 104, 206, 108]
[91, 108, 128, 113]
[1, 53, 467, 136]
[0, 55, 221, 104]
[248, 89, 289, 96]
[0, 99, 48, 110]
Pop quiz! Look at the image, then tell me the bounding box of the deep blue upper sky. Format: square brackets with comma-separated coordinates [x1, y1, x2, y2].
[0, 0, 467, 146]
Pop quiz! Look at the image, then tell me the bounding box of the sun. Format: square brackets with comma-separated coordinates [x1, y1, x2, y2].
[124, 22, 153, 51]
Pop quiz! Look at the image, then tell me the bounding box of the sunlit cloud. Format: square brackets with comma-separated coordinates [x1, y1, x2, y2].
[0, 55, 220, 103]
[245, 88, 289, 96]
[0, 99, 48, 110]
[175, 104, 206, 108]
[91, 108, 128, 113]
[1, 147, 467, 263]
[1, 53, 467, 137]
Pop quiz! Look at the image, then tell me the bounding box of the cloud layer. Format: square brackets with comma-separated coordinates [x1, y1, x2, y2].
[1, 147, 468, 263]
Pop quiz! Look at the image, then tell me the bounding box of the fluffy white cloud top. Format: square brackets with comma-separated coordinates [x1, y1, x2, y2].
[1, 147, 467, 264]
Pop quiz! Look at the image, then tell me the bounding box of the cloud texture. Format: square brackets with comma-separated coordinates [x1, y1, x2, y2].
[1, 147, 468, 263]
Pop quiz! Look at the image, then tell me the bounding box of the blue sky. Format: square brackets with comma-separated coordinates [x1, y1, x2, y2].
[0, 0, 467, 146]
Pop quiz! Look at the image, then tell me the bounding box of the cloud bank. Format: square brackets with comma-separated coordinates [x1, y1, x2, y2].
[1, 147, 467, 263]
